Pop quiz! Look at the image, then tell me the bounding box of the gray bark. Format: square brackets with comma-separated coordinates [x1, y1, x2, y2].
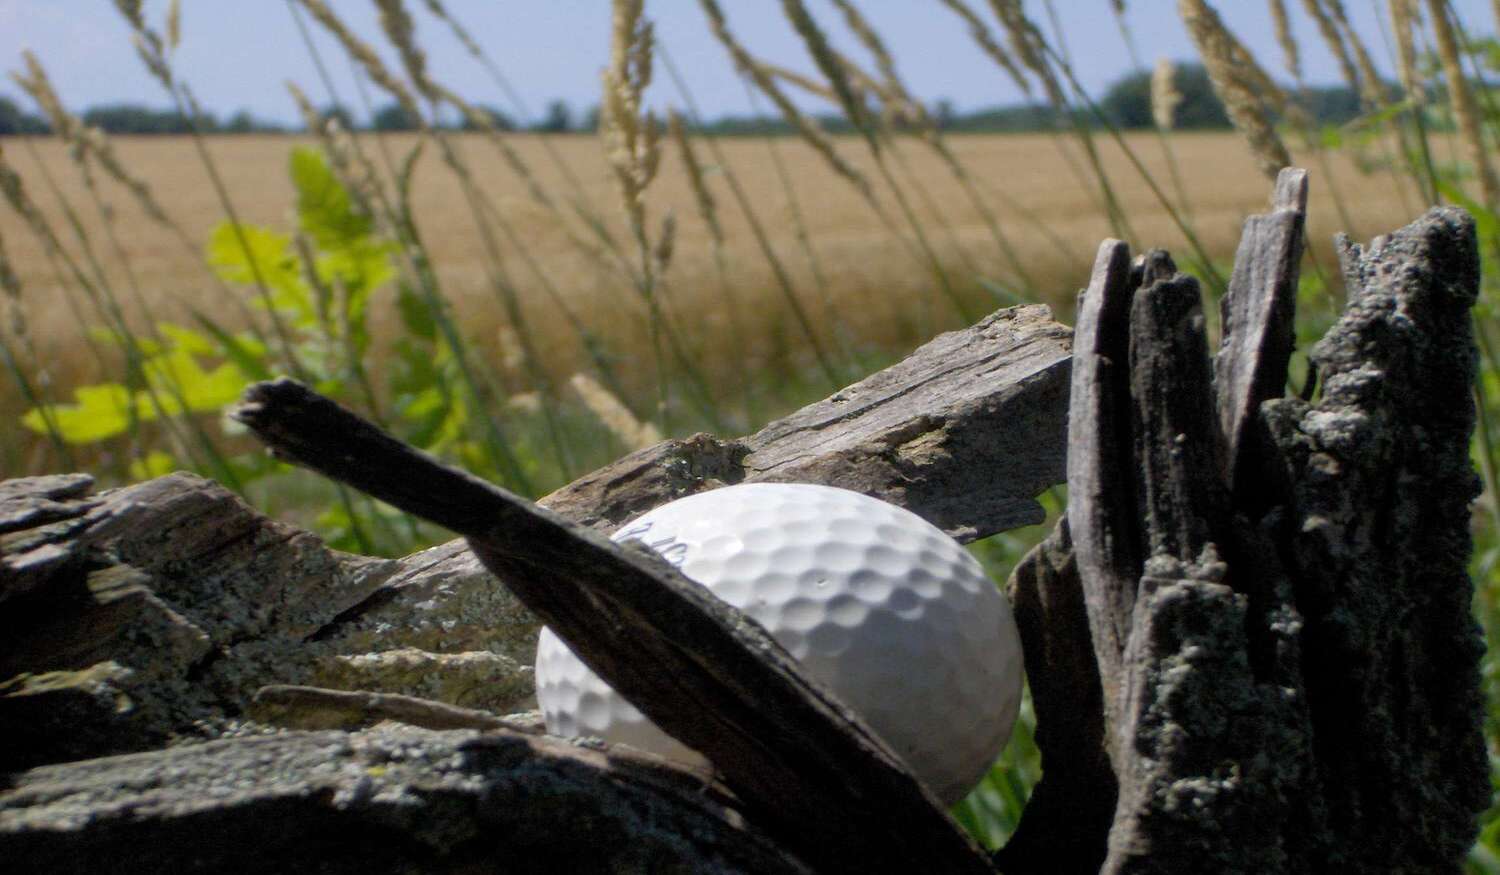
[1, 723, 811, 874]
[1003, 171, 1486, 874]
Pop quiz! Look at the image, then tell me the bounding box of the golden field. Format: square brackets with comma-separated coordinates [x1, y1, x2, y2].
[0, 129, 1425, 459]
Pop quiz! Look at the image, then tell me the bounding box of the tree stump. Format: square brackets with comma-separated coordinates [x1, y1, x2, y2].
[1002, 171, 1487, 873]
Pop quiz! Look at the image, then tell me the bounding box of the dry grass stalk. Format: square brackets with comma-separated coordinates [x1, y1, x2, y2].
[986, 0, 1066, 106]
[112, 0, 174, 90]
[0, 220, 24, 336]
[295, 0, 423, 121]
[496, 324, 527, 376]
[419, 0, 483, 57]
[828, 0, 900, 97]
[0, 151, 58, 246]
[601, 0, 662, 264]
[668, 110, 723, 246]
[571, 372, 662, 451]
[1151, 58, 1183, 131]
[165, 0, 182, 51]
[1298, 0, 1363, 97]
[12, 53, 171, 226]
[1321, 0, 1388, 107]
[1179, 0, 1291, 181]
[373, 0, 432, 104]
[653, 210, 677, 278]
[367, 0, 557, 213]
[761, 62, 838, 102]
[286, 80, 325, 139]
[1390, 0, 1424, 103]
[697, 0, 869, 193]
[0, 223, 20, 304]
[780, 0, 873, 135]
[1268, 0, 1302, 82]
[936, 0, 1032, 96]
[12, 53, 76, 140]
[286, 82, 378, 208]
[1425, 0, 1500, 210]
[113, 0, 144, 30]
[814, 4, 933, 137]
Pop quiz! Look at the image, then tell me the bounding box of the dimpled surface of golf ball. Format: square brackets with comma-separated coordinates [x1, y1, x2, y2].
[534, 482, 1023, 806]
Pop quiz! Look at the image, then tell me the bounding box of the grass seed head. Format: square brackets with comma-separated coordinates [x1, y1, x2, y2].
[1425, 0, 1500, 210]
[669, 110, 723, 246]
[937, 0, 1032, 96]
[571, 372, 662, 451]
[1179, 0, 1290, 181]
[1268, 0, 1301, 81]
[1151, 58, 1183, 131]
[297, 0, 423, 120]
[698, 0, 869, 194]
[1389, 0, 1423, 103]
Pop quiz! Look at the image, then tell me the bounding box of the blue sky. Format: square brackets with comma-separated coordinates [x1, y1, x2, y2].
[0, 1, 1495, 126]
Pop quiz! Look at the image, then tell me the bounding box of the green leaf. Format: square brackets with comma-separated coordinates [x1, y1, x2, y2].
[191, 311, 273, 381]
[88, 326, 163, 356]
[158, 322, 217, 356]
[207, 221, 316, 325]
[396, 281, 437, 339]
[23, 383, 136, 443]
[146, 348, 251, 413]
[315, 238, 395, 311]
[129, 450, 178, 481]
[291, 145, 371, 249]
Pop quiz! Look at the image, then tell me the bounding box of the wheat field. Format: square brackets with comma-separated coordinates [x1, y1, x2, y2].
[0, 129, 1420, 413]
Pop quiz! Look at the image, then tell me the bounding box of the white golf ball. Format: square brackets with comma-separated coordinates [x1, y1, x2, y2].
[534, 482, 1023, 806]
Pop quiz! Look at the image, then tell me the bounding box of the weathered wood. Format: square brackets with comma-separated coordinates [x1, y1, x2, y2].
[0, 470, 546, 767]
[1127, 253, 1226, 564]
[0, 725, 811, 874]
[1267, 207, 1488, 870]
[1066, 240, 1143, 729]
[231, 378, 995, 875]
[995, 518, 1114, 875]
[539, 303, 1070, 541]
[312, 303, 1070, 666]
[248, 684, 545, 733]
[1003, 178, 1487, 872]
[1215, 167, 1307, 510]
[737, 304, 1072, 541]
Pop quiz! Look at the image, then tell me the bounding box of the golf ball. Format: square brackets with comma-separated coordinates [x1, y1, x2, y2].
[534, 482, 1023, 806]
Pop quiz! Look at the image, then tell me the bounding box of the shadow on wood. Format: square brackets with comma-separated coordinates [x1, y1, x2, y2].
[1, 170, 1487, 874]
[998, 170, 1487, 874]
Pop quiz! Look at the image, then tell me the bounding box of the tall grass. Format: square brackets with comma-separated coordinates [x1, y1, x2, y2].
[0, 0, 1496, 862]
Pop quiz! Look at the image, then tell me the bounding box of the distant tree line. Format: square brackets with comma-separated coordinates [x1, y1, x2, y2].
[0, 97, 290, 135]
[0, 66, 1369, 139]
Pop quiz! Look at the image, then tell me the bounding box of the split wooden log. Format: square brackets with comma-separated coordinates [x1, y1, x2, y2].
[0, 307, 1071, 769]
[230, 379, 996, 875]
[1000, 169, 1488, 874]
[1, 724, 812, 874]
[305, 304, 1070, 678]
